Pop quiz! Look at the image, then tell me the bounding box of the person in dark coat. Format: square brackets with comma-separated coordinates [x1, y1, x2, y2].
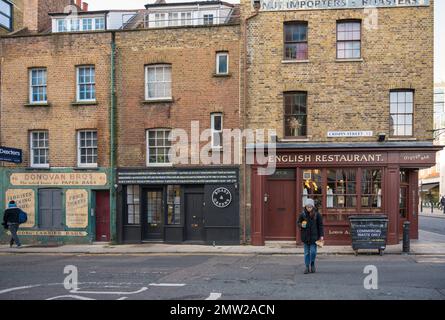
[440, 196, 445, 214]
[2, 201, 23, 248]
[297, 198, 324, 274]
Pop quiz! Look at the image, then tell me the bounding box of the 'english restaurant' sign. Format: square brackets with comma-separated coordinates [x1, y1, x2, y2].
[257, 0, 430, 11]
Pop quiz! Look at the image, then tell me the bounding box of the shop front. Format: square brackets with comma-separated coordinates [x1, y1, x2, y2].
[0, 168, 111, 245]
[116, 167, 240, 245]
[250, 143, 441, 246]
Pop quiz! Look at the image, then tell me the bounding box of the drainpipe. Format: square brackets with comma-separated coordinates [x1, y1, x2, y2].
[110, 31, 117, 243]
[242, 7, 259, 244]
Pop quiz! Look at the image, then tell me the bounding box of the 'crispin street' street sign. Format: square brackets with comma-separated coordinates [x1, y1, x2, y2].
[0, 146, 22, 164]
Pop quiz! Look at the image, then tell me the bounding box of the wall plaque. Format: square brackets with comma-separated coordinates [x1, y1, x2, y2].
[66, 189, 89, 228]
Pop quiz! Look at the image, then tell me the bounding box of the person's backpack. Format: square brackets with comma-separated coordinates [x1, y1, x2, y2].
[18, 210, 28, 224]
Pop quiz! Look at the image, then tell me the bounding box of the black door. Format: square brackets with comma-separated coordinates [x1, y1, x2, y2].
[185, 193, 204, 241]
[142, 188, 164, 240]
[38, 189, 63, 230]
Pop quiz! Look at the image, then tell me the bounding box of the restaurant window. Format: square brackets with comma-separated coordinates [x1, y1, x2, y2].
[337, 20, 361, 59]
[327, 169, 357, 209]
[284, 92, 307, 137]
[167, 185, 181, 225]
[126, 185, 140, 225]
[284, 21, 308, 60]
[302, 169, 323, 209]
[145, 64, 172, 100]
[361, 169, 382, 210]
[0, 0, 13, 31]
[30, 131, 49, 168]
[390, 90, 414, 137]
[146, 129, 172, 165]
[29, 68, 48, 104]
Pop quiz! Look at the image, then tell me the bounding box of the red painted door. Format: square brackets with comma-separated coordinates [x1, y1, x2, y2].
[265, 180, 296, 240]
[95, 191, 110, 242]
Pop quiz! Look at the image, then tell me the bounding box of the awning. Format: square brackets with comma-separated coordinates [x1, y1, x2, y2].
[420, 183, 439, 192]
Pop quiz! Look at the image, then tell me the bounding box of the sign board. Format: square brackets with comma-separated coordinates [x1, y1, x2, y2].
[118, 169, 238, 185]
[212, 187, 233, 208]
[349, 215, 388, 251]
[257, 0, 430, 11]
[327, 131, 373, 138]
[16, 230, 87, 236]
[66, 189, 89, 228]
[270, 153, 386, 164]
[0, 146, 22, 164]
[10, 172, 107, 186]
[5, 189, 35, 228]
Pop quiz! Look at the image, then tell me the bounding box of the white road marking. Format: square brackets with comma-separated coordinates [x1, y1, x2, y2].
[70, 287, 148, 295]
[206, 292, 222, 300]
[46, 295, 96, 300]
[148, 283, 186, 287]
[0, 285, 41, 294]
[117, 297, 128, 300]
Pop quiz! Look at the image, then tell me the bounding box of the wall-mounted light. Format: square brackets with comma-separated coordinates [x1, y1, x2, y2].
[253, 0, 261, 10]
[378, 133, 386, 142]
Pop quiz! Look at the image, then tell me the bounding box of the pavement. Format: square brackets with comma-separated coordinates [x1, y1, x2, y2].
[420, 208, 445, 219]
[1, 230, 444, 255]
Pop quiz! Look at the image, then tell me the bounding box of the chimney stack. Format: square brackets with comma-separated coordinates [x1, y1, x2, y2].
[23, 0, 72, 33]
[75, 0, 81, 8]
[82, 2, 88, 11]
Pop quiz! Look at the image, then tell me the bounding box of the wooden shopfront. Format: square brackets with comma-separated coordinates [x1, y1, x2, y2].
[250, 143, 441, 246]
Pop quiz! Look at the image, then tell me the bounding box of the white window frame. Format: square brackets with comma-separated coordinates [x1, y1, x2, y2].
[82, 18, 93, 31]
[145, 64, 172, 101]
[203, 14, 214, 25]
[77, 130, 98, 168]
[29, 68, 48, 104]
[57, 19, 67, 32]
[155, 13, 167, 27]
[180, 12, 192, 26]
[30, 131, 50, 168]
[211, 113, 223, 150]
[146, 129, 173, 167]
[76, 66, 96, 102]
[216, 52, 229, 75]
[95, 17, 105, 30]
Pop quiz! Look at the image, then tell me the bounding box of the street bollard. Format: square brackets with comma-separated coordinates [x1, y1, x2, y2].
[403, 221, 410, 254]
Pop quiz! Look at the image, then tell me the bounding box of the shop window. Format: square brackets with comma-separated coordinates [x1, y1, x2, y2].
[284, 21, 308, 60]
[284, 92, 307, 137]
[302, 169, 323, 209]
[327, 169, 357, 209]
[167, 185, 181, 225]
[38, 189, 63, 230]
[146, 129, 172, 165]
[147, 190, 162, 224]
[126, 185, 140, 225]
[337, 20, 361, 59]
[390, 90, 414, 137]
[361, 169, 382, 210]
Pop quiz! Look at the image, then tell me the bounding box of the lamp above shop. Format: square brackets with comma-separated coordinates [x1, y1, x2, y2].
[378, 133, 386, 142]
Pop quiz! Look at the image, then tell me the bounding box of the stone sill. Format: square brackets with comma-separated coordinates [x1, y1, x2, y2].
[74, 166, 99, 170]
[24, 102, 50, 107]
[280, 138, 310, 142]
[142, 98, 174, 104]
[335, 58, 364, 63]
[71, 101, 98, 106]
[281, 60, 310, 64]
[387, 137, 417, 141]
[213, 73, 232, 78]
[26, 167, 50, 170]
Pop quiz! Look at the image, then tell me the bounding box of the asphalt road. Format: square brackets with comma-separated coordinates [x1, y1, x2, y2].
[0, 254, 444, 300]
[420, 215, 445, 235]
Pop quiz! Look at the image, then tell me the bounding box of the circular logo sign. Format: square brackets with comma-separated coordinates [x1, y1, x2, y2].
[212, 187, 232, 208]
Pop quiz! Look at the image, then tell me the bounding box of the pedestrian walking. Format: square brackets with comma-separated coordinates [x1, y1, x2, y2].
[440, 196, 445, 214]
[2, 200, 27, 248]
[297, 198, 324, 274]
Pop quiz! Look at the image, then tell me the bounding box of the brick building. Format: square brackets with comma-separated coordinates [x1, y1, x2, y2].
[242, 0, 440, 246]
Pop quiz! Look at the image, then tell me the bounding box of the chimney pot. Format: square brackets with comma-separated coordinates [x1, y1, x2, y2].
[75, 0, 81, 7]
[82, 2, 88, 11]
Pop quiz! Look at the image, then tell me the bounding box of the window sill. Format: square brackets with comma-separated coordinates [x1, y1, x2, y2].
[142, 98, 174, 104]
[75, 166, 99, 170]
[71, 101, 98, 106]
[335, 58, 364, 63]
[25, 102, 50, 107]
[26, 166, 50, 170]
[281, 60, 310, 64]
[387, 137, 417, 141]
[213, 73, 231, 78]
[146, 163, 174, 167]
[280, 137, 310, 142]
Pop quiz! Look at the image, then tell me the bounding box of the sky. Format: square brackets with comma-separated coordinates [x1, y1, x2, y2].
[88, 0, 444, 84]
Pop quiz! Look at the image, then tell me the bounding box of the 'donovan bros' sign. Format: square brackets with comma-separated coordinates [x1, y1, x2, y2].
[258, 0, 430, 11]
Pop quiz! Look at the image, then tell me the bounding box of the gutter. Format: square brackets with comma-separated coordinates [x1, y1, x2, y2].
[242, 7, 259, 245]
[110, 31, 117, 243]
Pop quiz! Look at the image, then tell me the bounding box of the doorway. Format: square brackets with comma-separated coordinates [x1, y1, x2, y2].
[95, 190, 110, 242]
[185, 189, 205, 241]
[142, 188, 164, 241]
[399, 169, 410, 240]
